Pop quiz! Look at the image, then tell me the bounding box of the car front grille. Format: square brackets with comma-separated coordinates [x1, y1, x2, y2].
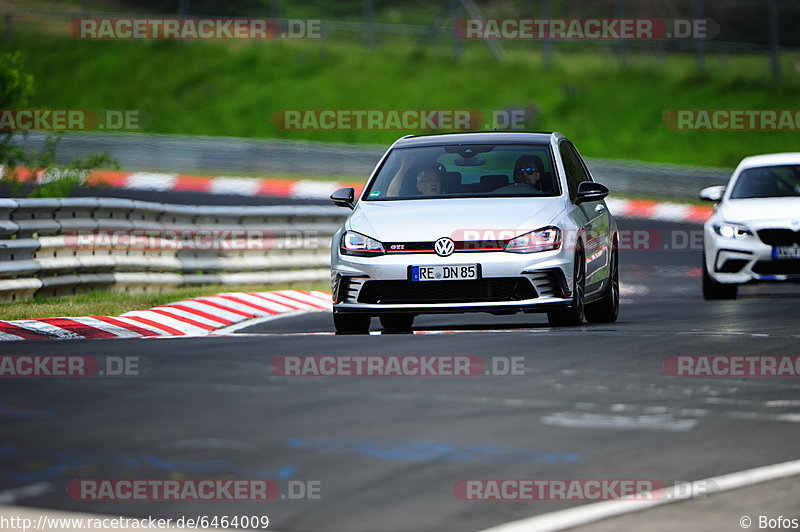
[357, 277, 537, 304]
[757, 229, 800, 246]
[717, 259, 749, 273]
[752, 260, 800, 275]
[383, 240, 506, 254]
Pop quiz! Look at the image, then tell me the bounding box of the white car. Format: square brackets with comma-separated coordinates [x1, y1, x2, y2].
[701, 153, 800, 300]
[328, 131, 619, 333]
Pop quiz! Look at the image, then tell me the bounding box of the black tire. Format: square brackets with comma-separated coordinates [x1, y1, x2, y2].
[548, 250, 586, 327]
[333, 312, 371, 334]
[379, 314, 415, 331]
[585, 247, 620, 323]
[702, 252, 737, 300]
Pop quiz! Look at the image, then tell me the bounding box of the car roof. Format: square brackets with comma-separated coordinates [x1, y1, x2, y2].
[737, 152, 800, 170]
[391, 131, 563, 148]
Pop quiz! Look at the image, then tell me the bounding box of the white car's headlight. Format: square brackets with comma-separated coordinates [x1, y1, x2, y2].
[505, 227, 562, 253]
[713, 223, 752, 240]
[340, 230, 385, 257]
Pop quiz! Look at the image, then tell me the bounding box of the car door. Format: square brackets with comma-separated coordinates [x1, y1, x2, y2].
[559, 140, 609, 292]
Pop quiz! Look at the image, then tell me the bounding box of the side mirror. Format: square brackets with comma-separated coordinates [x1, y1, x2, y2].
[699, 185, 725, 202]
[330, 187, 355, 209]
[574, 181, 609, 204]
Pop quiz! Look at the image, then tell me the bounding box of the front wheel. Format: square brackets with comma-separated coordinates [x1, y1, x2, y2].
[702, 252, 737, 300]
[548, 251, 586, 327]
[585, 247, 620, 323]
[333, 312, 371, 334]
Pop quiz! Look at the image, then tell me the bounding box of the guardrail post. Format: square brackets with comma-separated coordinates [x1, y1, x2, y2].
[270, 0, 283, 19]
[692, 0, 705, 72]
[769, 0, 781, 80]
[542, 0, 553, 68]
[449, 0, 463, 60]
[4, 12, 12, 37]
[362, 0, 374, 48]
[615, 0, 627, 67]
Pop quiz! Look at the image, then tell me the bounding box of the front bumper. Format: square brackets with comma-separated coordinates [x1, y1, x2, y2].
[704, 224, 800, 284]
[331, 249, 574, 315]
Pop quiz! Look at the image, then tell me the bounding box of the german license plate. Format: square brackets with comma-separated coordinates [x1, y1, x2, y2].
[411, 264, 478, 281]
[773, 246, 800, 259]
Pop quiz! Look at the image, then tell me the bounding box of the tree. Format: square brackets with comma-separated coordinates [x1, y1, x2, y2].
[0, 52, 118, 198]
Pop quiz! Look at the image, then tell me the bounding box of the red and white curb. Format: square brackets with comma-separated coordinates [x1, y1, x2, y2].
[604, 198, 712, 223]
[9, 167, 363, 201]
[0, 290, 332, 341]
[6, 168, 713, 224]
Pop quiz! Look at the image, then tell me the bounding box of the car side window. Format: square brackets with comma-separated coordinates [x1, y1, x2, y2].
[558, 141, 585, 199]
[566, 142, 594, 183]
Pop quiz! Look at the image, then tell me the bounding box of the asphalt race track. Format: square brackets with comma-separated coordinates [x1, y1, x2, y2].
[2, 214, 800, 531]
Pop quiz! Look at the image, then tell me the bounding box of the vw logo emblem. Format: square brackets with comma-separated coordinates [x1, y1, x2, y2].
[434, 237, 455, 257]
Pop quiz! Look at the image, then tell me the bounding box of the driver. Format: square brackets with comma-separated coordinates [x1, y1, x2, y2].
[513, 155, 550, 191]
[416, 167, 443, 195]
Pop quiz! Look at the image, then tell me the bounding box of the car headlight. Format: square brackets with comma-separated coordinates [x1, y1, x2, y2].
[713, 223, 752, 240]
[340, 230, 385, 257]
[505, 227, 562, 253]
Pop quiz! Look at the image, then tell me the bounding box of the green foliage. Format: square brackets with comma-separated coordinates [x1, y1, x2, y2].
[2, 35, 799, 168]
[0, 53, 119, 197]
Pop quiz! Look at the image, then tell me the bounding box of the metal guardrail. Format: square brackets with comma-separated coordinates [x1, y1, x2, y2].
[0, 197, 347, 301]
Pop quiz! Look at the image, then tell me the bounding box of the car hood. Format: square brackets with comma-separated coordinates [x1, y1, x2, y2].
[719, 198, 800, 224]
[347, 198, 565, 242]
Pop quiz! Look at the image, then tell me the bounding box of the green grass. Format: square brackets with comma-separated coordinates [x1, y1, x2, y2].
[0, 282, 330, 320]
[3, 33, 800, 168]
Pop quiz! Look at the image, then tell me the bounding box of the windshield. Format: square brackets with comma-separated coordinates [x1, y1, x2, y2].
[363, 144, 560, 200]
[730, 164, 800, 199]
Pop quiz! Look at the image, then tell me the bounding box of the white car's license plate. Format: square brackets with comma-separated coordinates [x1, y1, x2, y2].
[773, 246, 800, 259]
[411, 264, 478, 281]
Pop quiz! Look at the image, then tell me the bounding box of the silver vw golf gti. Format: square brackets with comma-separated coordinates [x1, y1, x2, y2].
[329, 132, 619, 333]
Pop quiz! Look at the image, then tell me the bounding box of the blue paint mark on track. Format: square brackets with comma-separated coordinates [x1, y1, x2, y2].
[0, 447, 296, 484]
[286, 438, 579, 464]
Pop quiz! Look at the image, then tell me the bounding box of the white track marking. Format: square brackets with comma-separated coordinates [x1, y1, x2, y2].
[125, 172, 177, 191]
[0, 482, 51, 504]
[540, 412, 698, 432]
[209, 176, 261, 196]
[291, 180, 340, 199]
[477, 459, 800, 532]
